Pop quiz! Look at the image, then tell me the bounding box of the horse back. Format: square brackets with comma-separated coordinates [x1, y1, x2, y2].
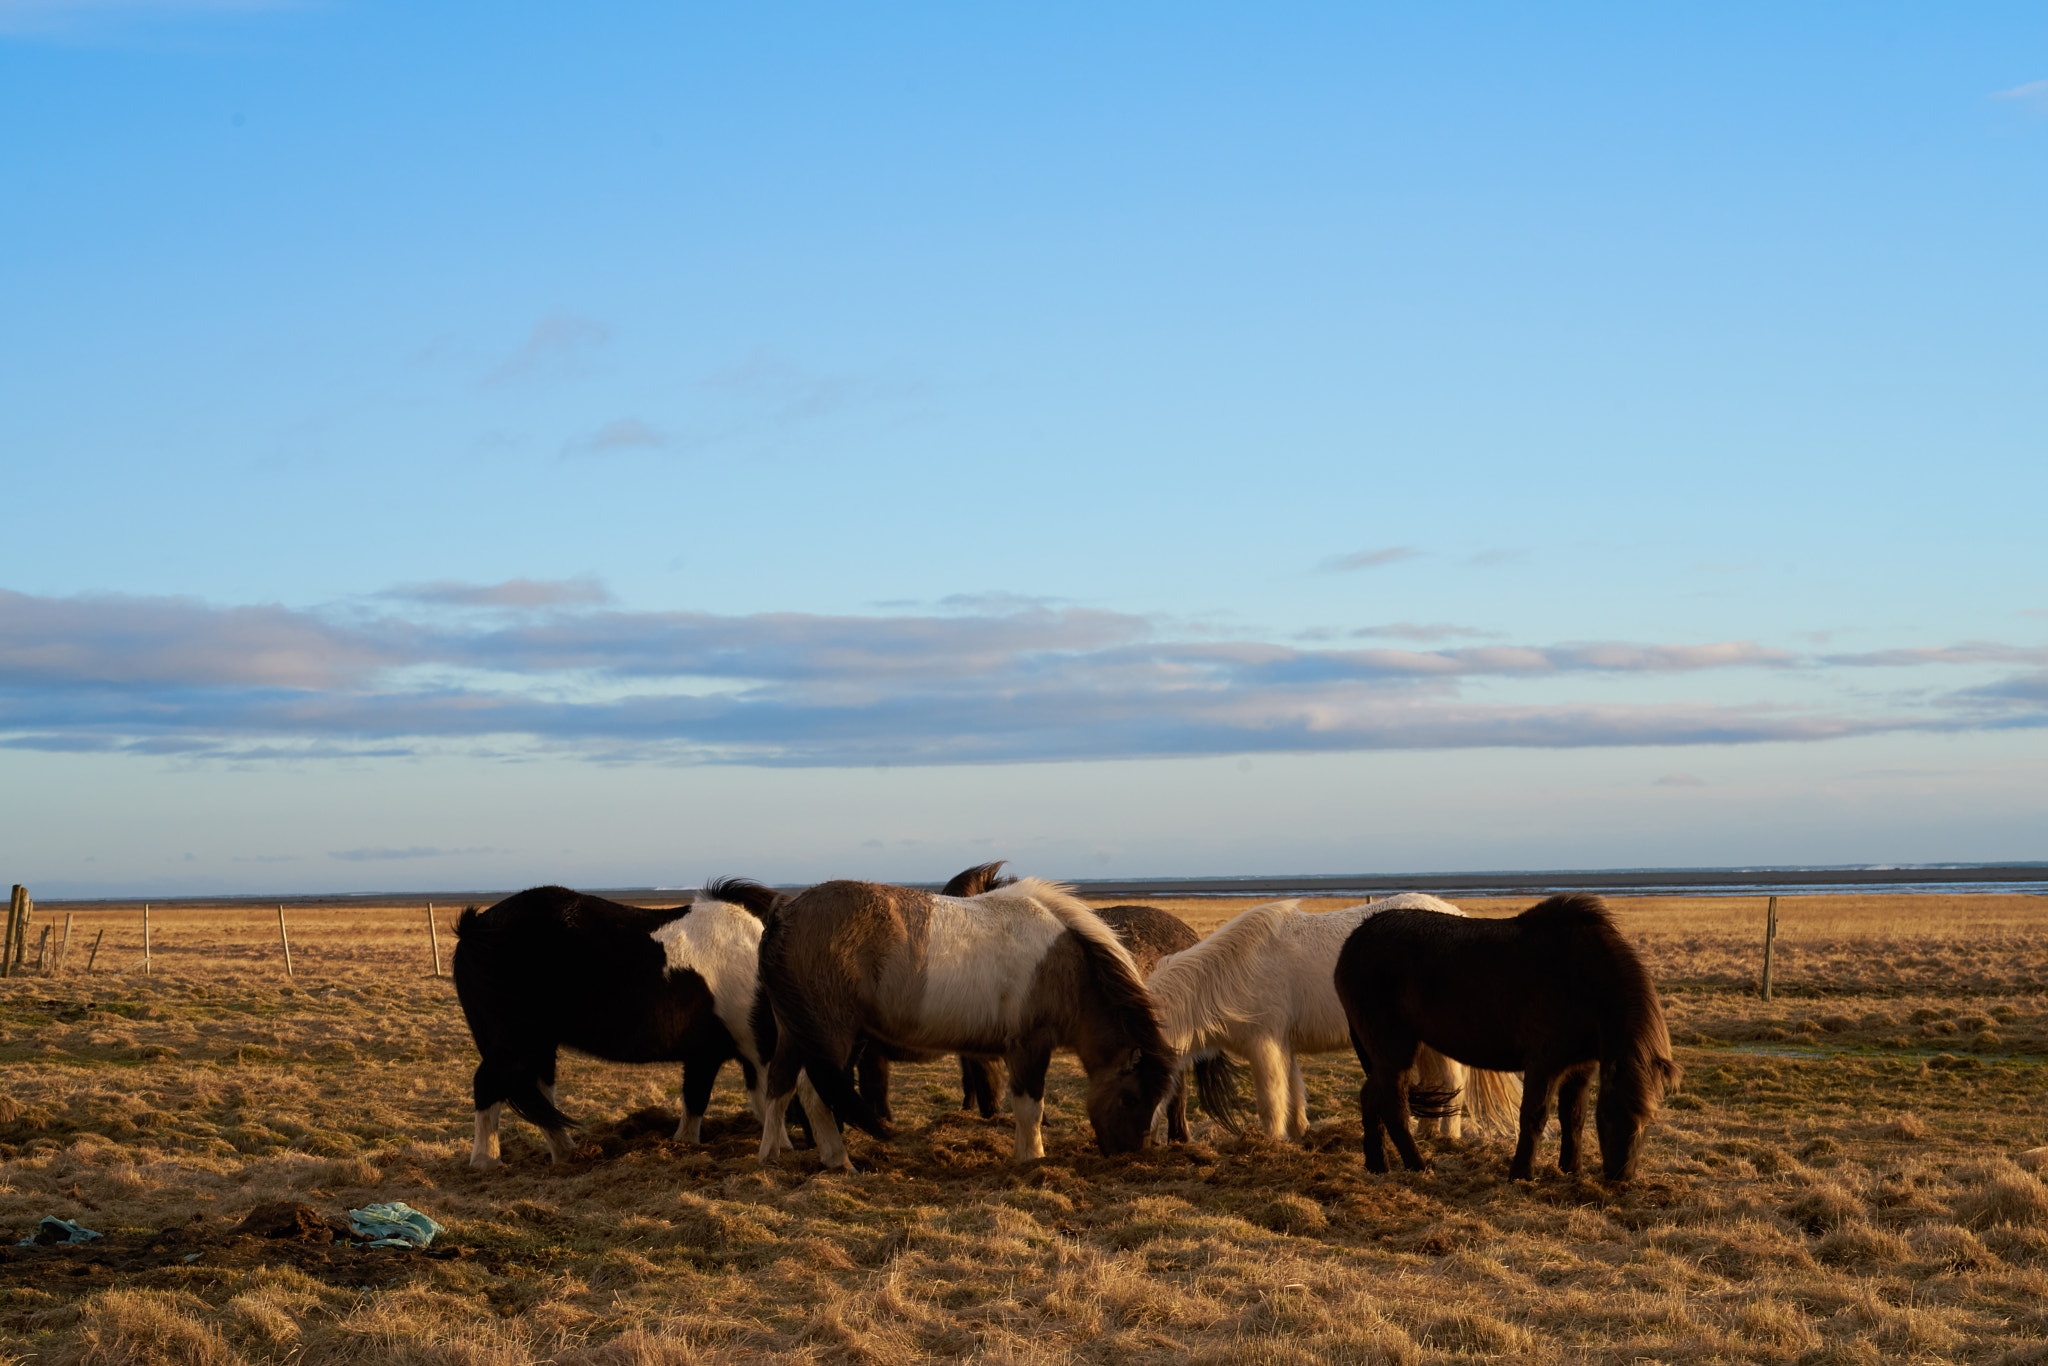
[1094, 905, 1198, 975]
[1339, 896, 1663, 1073]
[453, 885, 730, 1065]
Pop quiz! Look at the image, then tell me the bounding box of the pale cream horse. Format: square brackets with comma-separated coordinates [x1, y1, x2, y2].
[1146, 893, 1522, 1142]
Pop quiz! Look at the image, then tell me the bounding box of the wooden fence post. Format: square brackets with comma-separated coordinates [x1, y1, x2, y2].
[426, 903, 443, 977]
[2, 887, 19, 980]
[59, 914, 74, 974]
[143, 904, 152, 974]
[1761, 895, 1779, 1002]
[86, 929, 105, 972]
[35, 926, 50, 976]
[277, 905, 295, 978]
[10, 891, 29, 971]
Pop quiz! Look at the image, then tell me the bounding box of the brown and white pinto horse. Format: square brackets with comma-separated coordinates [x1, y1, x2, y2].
[756, 877, 1176, 1169]
[853, 861, 1222, 1139]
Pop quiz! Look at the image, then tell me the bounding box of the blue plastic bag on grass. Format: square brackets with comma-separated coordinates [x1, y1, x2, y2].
[347, 1202, 444, 1249]
[18, 1217, 101, 1246]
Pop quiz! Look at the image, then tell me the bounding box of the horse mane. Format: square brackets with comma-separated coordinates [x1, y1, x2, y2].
[1142, 899, 1300, 1052]
[978, 878, 1172, 1063]
[1518, 890, 1616, 929]
[942, 860, 1016, 898]
[697, 877, 783, 920]
[976, 878, 1141, 976]
[1522, 892, 1683, 1115]
[1361, 891, 1465, 917]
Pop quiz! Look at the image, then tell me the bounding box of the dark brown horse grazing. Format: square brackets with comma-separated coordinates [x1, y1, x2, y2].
[1335, 893, 1681, 1182]
[756, 876, 1176, 1169]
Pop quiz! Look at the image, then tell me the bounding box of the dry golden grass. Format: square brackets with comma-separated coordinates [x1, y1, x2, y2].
[0, 892, 2041, 1364]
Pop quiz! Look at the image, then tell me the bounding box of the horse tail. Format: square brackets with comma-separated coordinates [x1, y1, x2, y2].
[501, 1073, 576, 1134]
[1461, 1066, 1525, 1138]
[1406, 1086, 1463, 1122]
[700, 877, 784, 920]
[1189, 1050, 1247, 1136]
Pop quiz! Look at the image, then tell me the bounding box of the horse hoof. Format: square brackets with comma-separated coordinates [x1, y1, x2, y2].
[469, 1156, 502, 1171]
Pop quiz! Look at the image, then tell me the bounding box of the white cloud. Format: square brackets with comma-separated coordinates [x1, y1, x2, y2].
[1319, 546, 1419, 573]
[3, 585, 2041, 766]
[1990, 79, 2048, 111]
[484, 314, 610, 387]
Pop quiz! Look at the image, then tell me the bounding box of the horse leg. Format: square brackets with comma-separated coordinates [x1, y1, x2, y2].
[856, 1045, 893, 1125]
[793, 1072, 851, 1171]
[1556, 1063, 1595, 1175]
[676, 1053, 722, 1143]
[1512, 1067, 1557, 1181]
[1354, 1025, 1426, 1171]
[1245, 1036, 1292, 1141]
[1384, 1068, 1427, 1171]
[470, 1102, 505, 1169]
[1166, 1068, 1191, 1143]
[739, 1058, 763, 1120]
[532, 1050, 575, 1164]
[756, 1040, 808, 1165]
[1286, 1054, 1309, 1142]
[1006, 1047, 1053, 1162]
[469, 1058, 508, 1169]
[961, 1056, 1002, 1118]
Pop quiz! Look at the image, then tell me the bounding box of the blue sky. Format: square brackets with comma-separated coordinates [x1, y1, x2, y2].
[2, 2, 2044, 895]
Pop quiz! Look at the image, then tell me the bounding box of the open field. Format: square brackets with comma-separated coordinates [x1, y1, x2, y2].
[0, 891, 2044, 1364]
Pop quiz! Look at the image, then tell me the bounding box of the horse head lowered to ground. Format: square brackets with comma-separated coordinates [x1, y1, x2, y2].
[756, 876, 1177, 1169]
[1336, 892, 1682, 1182]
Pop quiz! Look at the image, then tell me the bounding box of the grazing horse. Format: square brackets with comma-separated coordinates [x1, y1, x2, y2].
[452, 880, 831, 1168]
[756, 877, 1176, 1169]
[1145, 894, 1522, 1144]
[854, 860, 1220, 1139]
[1336, 892, 1682, 1182]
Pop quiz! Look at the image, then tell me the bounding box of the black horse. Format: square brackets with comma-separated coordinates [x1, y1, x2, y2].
[1335, 893, 1682, 1182]
[452, 879, 785, 1167]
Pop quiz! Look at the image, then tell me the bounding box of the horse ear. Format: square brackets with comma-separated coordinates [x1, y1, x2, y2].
[1129, 1047, 1143, 1068]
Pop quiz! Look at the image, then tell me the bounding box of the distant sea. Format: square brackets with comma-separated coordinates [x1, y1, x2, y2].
[38, 862, 2048, 909]
[1062, 863, 2048, 899]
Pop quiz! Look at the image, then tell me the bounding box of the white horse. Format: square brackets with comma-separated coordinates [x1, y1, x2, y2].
[1146, 893, 1522, 1143]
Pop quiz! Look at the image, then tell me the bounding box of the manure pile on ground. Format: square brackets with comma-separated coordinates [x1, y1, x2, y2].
[0, 894, 2042, 1364]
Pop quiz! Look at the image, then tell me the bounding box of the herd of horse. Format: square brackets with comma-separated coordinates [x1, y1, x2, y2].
[452, 862, 1682, 1185]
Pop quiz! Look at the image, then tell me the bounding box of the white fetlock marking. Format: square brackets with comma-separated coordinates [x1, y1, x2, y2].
[544, 1127, 575, 1164]
[674, 1109, 703, 1143]
[1287, 1056, 1309, 1142]
[1012, 1094, 1045, 1162]
[757, 1092, 795, 1164]
[470, 1103, 504, 1169]
[793, 1073, 853, 1171]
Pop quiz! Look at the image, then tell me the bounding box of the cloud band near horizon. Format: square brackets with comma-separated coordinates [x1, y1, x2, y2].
[1, 584, 2041, 766]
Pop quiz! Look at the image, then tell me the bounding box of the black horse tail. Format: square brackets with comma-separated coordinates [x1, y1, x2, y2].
[495, 1071, 576, 1134]
[1406, 1085, 1463, 1121]
[1190, 1049, 1247, 1136]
